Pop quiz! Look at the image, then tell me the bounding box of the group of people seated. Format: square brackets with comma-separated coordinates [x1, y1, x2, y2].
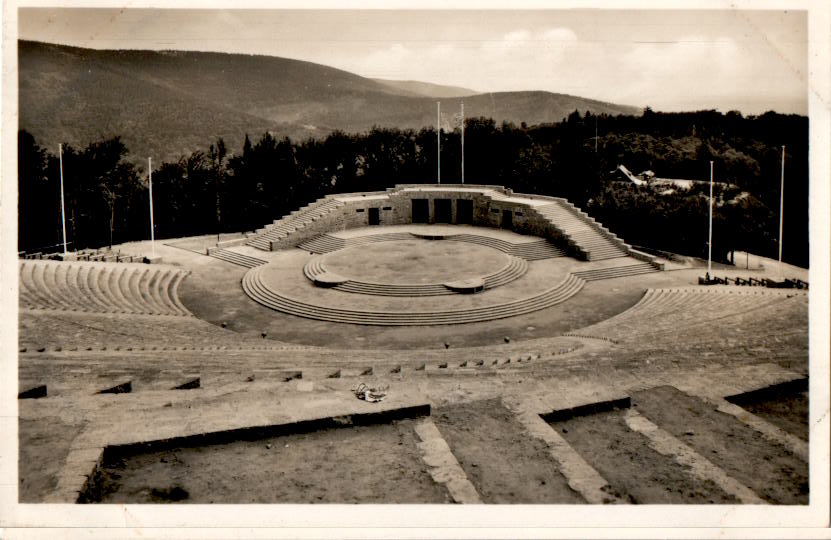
[699, 274, 808, 289]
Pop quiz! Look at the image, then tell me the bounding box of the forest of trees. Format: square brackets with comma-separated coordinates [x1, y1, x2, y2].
[18, 109, 809, 267]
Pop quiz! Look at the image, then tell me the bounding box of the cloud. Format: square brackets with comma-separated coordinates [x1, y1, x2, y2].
[353, 27, 579, 90]
[345, 23, 805, 113]
[611, 35, 804, 111]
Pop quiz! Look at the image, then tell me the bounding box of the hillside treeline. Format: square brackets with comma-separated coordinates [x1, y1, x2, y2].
[18, 109, 808, 267]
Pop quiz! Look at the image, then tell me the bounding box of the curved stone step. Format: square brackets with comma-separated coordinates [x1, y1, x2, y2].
[298, 234, 347, 254]
[447, 234, 515, 254]
[152, 269, 177, 314]
[59, 264, 85, 310]
[107, 265, 133, 313]
[572, 263, 657, 281]
[94, 265, 117, 312]
[19, 261, 195, 316]
[69, 263, 90, 311]
[19, 261, 49, 309]
[303, 255, 528, 297]
[85, 263, 112, 312]
[209, 248, 267, 268]
[46, 262, 72, 310]
[168, 271, 193, 316]
[118, 265, 145, 313]
[243, 266, 584, 325]
[510, 241, 565, 260]
[133, 268, 154, 314]
[578, 287, 805, 341]
[139, 268, 163, 314]
[142, 268, 168, 315]
[38, 262, 64, 308]
[109, 265, 135, 313]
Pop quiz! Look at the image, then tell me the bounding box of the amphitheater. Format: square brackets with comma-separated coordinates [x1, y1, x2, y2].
[15, 184, 811, 508]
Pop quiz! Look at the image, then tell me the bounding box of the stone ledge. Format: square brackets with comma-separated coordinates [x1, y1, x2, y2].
[444, 277, 485, 294]
[102, 402, 431, 459]
[313, 272, 349, 287]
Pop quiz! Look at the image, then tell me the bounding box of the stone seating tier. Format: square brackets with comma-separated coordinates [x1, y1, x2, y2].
[571, 262, 659, 281]
[207, 248, 267, 269]
[19, 260, 191, 316]
[243, 266, 585, 326]
[579, 287, 808, 342]
[298, 232, 413, 254]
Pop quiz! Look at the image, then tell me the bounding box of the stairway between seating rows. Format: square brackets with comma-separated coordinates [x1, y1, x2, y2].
[533, 200, 628, 261]
[247, 198, 345, 251]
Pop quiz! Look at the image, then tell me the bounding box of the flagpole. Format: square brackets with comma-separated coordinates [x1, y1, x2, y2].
[460, 102, 465, 184]
[778, 145, 785, 278]
[58, 144, 68, 257]
[437, 101, 441, 184]
[707, 161, 713, 280]
[148, 157, 156, 256]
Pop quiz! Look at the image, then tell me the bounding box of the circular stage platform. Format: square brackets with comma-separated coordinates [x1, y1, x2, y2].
[242, 228, 585, 326]
[322, 240, 508, 285]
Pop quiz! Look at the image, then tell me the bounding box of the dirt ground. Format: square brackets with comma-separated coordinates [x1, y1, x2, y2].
[736, 390, 808, 442]
[93, 418, 450, 503]
[631, 386, 808, 504]
[432, 398, 584, 503]
[553, 409, 739, 504]
[18, 416, 85, 502]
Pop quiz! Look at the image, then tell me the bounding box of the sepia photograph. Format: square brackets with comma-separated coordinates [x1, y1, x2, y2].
[1, 0, 829, 538]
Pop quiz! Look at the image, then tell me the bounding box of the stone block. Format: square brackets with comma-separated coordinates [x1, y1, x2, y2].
[18, 384, 47, 399]
[173, 377, 200, 390]
[279, 371, 303, 382]
[97, 381, 132, 394]
[541, 396, 631, 423]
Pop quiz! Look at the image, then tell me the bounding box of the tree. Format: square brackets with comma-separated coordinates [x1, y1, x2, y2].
[208, 138, 227, 238]
[18, 130, 56, 252]
[83, 137, 140, 249]
[17, 108, 808, 267]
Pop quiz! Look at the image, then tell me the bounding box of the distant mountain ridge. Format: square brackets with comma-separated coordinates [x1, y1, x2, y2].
[19, 40, 641, 162]
[371, 79, 477, 98]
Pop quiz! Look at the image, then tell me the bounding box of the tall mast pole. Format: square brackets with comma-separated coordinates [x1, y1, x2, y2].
[778, 145, 785, 278]
[59, 144, 68, 257]
[148, 157, 156, 256]
[437, 101, 441, 184]
[707, 161, 714, 279]
[461, 102, 465, 184]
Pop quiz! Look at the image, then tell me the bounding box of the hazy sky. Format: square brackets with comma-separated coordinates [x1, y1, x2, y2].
[18, 8, 808, 114]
